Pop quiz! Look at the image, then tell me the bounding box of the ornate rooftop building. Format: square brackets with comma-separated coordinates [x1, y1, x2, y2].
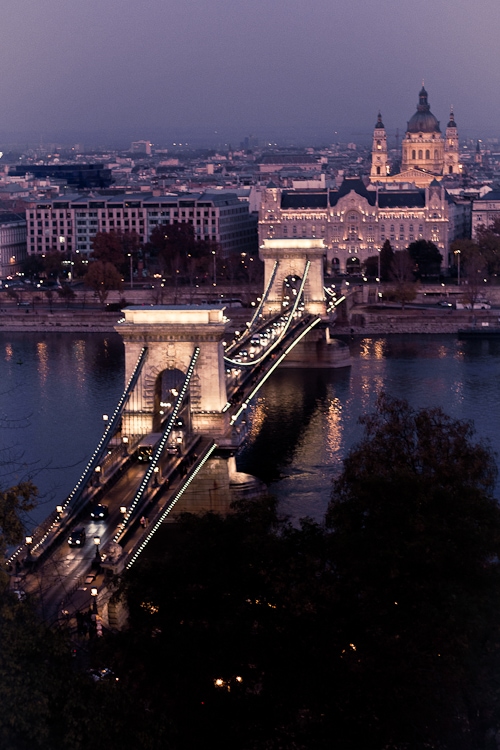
[259, 177, 470, 274]
[371, 86, 460, 187]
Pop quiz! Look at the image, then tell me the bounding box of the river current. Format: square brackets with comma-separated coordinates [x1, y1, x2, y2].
[1, 332, 499, 529]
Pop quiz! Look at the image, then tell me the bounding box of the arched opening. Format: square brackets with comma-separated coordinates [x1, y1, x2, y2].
[376, 166, 380, 175]
[153, 368, 189, 435]
[449, 165, 453, 174]
[282, 274, 302, 310]
[425, 149, 430, 160]
[331, 257, 340, 274]
[412, 150, 416, 160]
[346, 257, 361, 275]
[418, 149, 423, 160]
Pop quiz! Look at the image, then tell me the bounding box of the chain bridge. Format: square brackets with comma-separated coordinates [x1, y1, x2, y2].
[7, 239, 351, 627]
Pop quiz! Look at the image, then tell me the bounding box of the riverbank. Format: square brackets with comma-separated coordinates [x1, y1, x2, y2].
[333, 305, 500, 335]
[0, 301, 498, 335]
[0, 309, 123, 332]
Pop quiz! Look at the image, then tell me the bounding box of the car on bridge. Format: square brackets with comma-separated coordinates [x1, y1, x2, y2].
[90, 504, 109, 520]
[68, 528, 86, 547]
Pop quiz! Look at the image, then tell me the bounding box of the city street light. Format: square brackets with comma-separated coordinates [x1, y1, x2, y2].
[128, 252, 133, 289]
[153, 465, 160, 486]
[25, 535, 33, 562]
[454, 248, 461, 286]
[90, 587, 98, 614]
[95, 466, 101, 485]
[93, 535, 101, 565]
[122, 435, 129, 457]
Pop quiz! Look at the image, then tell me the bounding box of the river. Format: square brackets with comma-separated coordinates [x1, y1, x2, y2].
[1, 332, 499, 530]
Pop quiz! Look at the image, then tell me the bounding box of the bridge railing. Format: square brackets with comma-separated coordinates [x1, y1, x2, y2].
[113, 346, 201, 544]
[229, 314, 322, 426]
[7, 346, 148, 566]
[225, 260, 279, 356]
[124, 438, 218, 571]
[224, 260, 311, 370]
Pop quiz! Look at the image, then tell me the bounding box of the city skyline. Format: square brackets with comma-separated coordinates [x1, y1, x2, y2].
[1, 0, 500, 147]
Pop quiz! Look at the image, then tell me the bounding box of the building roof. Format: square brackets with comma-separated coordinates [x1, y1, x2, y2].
[407, 86, 441, 134]
[377, 191, 425, 208]
[0, 211, 25, 225]
[475, 190, 500, 202]
[329, 178, 376, 206]
[259, 154, 319, 165]
[281, 191, 328, 209]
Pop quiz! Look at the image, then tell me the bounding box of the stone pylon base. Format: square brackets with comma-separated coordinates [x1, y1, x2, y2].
[171, 455, 266, 516]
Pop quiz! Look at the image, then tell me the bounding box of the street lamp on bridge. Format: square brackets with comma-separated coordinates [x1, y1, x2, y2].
[93, 535, 101, 566]
[25, 535, 33, 563]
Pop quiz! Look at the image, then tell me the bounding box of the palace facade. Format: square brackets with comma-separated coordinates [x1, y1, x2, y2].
[259, 178, 470, 273]
[259, 85, 469, 273]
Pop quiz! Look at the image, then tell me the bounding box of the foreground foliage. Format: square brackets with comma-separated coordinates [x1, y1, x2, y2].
[4, 396, 500, 749]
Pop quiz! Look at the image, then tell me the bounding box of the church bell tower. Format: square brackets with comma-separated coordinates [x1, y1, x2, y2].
[370, 112, 389, 179]
[444, 108, 460, 175]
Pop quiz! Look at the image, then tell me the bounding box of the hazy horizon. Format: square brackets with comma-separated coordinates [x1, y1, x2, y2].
[2, 0, 500, 150]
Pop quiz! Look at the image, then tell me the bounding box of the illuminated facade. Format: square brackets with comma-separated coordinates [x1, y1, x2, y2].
[371, 86, 460, 187]
[259, 178, 470, 273]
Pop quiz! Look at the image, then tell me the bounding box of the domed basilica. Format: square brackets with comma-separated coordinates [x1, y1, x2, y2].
[258, 84, 469, 275]
[370, 85, 460, 187]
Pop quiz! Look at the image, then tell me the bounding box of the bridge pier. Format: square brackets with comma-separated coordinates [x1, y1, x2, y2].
[116, 306, 265, 519]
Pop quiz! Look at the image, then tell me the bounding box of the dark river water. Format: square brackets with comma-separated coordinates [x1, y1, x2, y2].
[1, 332, 500, 530]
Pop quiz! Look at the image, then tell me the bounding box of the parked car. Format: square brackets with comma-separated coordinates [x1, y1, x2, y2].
[68, 528, 86, 547]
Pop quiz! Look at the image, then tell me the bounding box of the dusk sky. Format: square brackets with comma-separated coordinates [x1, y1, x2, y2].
[2, 0, 500, 146]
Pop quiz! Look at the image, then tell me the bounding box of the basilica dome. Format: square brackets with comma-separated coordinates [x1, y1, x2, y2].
[407, 86, 440, 134]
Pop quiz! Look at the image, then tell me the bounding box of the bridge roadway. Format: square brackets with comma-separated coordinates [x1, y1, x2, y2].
[9, 312, 321, 626]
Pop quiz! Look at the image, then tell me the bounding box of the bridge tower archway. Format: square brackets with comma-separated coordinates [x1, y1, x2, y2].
[259, 238, 327, 316]
[116, 306, 229, 439]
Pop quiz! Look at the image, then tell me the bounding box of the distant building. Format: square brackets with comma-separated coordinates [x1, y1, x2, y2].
[259, 177, 470, 273]
[471, 190, 500, 238]
[0, 212, 26, 276]
[9, 164, 113, 189]
[258, 154, 324, 174]
[371, 86, 461, 187]
[25, 192, 257, 259]
[130, 141, 152, 156]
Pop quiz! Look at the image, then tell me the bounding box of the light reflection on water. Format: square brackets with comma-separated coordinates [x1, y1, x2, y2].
[238, 334, 500, 522]
[2, 332, 500, 530]
[0, 332, 124, 528]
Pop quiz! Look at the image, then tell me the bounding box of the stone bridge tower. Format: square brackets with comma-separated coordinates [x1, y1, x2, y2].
[116, 306, 229, 439]
[259, 238, 327, 316]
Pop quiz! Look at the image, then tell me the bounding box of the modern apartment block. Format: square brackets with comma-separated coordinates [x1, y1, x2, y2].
[25, 192, 257, 259]
[471, 190, 500, 238]
[0, 212, 26, 276]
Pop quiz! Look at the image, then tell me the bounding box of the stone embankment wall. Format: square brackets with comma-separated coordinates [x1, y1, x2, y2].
[0, 310, 122, 332]
[334, 306, 500, 335]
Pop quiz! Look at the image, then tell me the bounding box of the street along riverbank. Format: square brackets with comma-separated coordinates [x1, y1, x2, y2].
[0, 299, 497, 336]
